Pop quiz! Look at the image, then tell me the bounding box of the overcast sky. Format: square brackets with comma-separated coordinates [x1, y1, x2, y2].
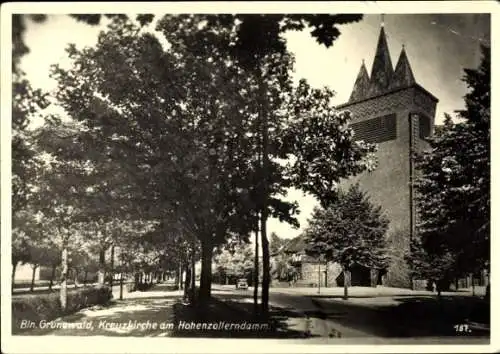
[20, 13, 491, 240]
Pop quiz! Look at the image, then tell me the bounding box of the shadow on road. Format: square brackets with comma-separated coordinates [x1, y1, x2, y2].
[171, 297, 314, 339]
[311, 295, 490, 338]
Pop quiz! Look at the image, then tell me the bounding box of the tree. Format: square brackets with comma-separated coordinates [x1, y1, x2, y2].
[12, 210, 34, 287]
[27, 236, 60, 292]
[271, 253, 298, 283]
[48, 14, 375, 314]
[406, 237, 455, 297]
[12, 15, 150, 291]
[269, 232, 297, 283]
[30, 141, 108, 309]
[269, 232, 287, 255]
[12, 16, 50, 288]
[224, 14, 366, 315]
[304, 184, 389, 299]
[140, 219, 194, 288]
[49, 15, 274, 305]
[214, 242, 254, 284]
[411, 45, 490, 289]
[158, 13, 372, 314]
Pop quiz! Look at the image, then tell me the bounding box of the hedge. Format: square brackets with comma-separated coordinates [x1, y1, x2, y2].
[12, 285, 112, 333]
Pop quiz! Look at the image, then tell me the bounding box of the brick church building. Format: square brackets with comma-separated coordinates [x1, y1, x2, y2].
[279, 24, 439, 289]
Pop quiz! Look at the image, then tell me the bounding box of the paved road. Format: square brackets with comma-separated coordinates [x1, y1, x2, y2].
[213, 285, 374, 338]
[12, 282, 489, 343]
[212, 284, 490, 342]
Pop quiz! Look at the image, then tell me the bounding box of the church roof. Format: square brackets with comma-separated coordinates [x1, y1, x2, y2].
[349, 61, 370, 102]
[346, 25, 424, 104]
[390, 46, 416, 90]
[367, 26, 394, 98]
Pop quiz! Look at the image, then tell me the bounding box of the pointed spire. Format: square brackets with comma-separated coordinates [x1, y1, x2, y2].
[390, 46, 416, 89]
[368, 26, 394, 97]
[349, 60, 370, 102]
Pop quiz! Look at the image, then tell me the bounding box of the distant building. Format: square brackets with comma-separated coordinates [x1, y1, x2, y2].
[275, 236, 369, 288]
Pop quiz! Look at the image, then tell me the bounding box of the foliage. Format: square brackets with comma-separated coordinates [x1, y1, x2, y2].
[12, 285, 112, 332]
[12, 210, 36, 267]
[269, 232, 287, 255]
[304, 183, 389, 270]
[411, 45, 490, 281]
[271, 254, 298, 282]
[283, 80, 377, 207]
[214, 242, 254, 278]
[16, 14, 373, 310]
[269, 232, 297, 282]
[12, 18, 49, 213]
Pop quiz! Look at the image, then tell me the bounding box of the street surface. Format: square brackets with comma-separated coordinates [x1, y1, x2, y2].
[13, 282, 489, 344]
[212, 284, 489, 340]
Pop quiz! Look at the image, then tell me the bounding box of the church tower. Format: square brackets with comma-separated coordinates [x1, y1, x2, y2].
[337, 24, 438, 288]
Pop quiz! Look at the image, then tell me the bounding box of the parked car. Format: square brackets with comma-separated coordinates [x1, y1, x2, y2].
[236, 278, 248, 289]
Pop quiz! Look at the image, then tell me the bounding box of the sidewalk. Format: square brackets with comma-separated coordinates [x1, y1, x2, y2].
[110, 282, 182, 300]
[16, 283, 181, 336]
[270, 285, 486, 297]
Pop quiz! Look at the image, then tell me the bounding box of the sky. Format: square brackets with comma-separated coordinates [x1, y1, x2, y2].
[20, 12, 491, 240]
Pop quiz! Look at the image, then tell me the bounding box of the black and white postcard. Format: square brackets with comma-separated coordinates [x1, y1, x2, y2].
[1, 1, 497, 353]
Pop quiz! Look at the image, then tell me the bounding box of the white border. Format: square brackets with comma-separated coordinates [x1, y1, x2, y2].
[1, 1, 498, 353]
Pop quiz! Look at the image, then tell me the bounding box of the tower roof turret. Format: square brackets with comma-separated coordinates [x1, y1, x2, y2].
[367, 26, 394, 97]
[390, 46, 416, 90]
[349, 60, 370, 102]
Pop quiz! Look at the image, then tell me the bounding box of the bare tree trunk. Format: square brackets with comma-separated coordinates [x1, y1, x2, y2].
[119, 270, 124, 300]
[342, 266, 349, 300]
[30, 265, 38, 292]
[74, 269, 79, 288]
[49, 264, 57, 290]
[83, 269, 88, 286]
[253, 224, 259, 314]
[108, 245, 115, 289]
[317, 262, 321, 294]
[12, 261, 18, 289]
[258, 71, 271, 316]
[190, 242, 196, 304]
[178, 261, 182, 290]
[60, 246, 68, 311]
[134, 272, 139, 291]
[261, 213, 270, 315]
[184, 266, 191, 299]
[199, 238, 213, 304]
[98, 248, 106, 285]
